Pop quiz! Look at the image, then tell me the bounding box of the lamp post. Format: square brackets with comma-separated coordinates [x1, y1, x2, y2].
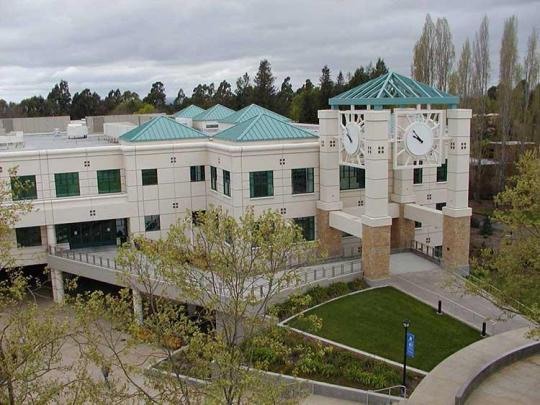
[402, 319, 410, 390]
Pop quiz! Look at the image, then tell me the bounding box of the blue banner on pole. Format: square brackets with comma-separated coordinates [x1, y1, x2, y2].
[406, 332, 415, 358]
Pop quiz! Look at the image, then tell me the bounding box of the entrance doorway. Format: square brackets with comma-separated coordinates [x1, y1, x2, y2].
[55, 219, 128, 249]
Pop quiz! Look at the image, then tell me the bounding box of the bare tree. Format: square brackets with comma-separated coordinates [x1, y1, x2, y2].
[412, 14, 436, 85]
[523, 28, 540, 124]
[498, 15, 519, 190]
[471, 16, 490, 201]
[435, 17, 456, 91]
[457, 38, 473, 104]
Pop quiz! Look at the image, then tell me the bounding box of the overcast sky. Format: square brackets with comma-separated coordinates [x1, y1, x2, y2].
[0, 0, 538, 102]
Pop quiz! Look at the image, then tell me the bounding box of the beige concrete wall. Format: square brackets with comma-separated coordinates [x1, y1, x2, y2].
[86, 114, 164, 133]
[0, 116, 70, 133]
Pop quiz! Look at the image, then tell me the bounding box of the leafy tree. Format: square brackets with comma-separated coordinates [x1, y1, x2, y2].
[172, 88, 186, 111]
[253, 60, 276, 109]
[103, 89, 122, 113]
[214, 80, 235, 108]
[434, 17, 455, 91]
[412, 14, 436, 85]
[19, 96, 50, 117]
[46, 80, 71, 116]
[291, 80, 319, 123]
[75, 207, 315, 404]
[275, 76, 294, 116]
[191, 83, 215, 109]
[143, 81, 167, 110]
[470, 151, 540, 337]
[71, 89, 102, 119]
[135, 103, 156, 114]
[319, 65, 334, 109]
[112, 91, 142, 114]
[234, 73, 253, 109]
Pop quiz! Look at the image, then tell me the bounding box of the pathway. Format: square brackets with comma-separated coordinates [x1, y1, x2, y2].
[384, 253, 531, 335]
[407, 327, 539, 405]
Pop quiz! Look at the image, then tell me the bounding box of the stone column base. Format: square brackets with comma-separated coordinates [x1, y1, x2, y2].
[391, 204, 415, 250]
[442, 215, 470, 272]
[362, 224, 391, 280]
[316, 209, 342, 258]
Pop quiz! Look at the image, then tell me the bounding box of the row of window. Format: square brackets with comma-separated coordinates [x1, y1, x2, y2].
[413, 160, 448, 185]
[10, 170, 122, 200]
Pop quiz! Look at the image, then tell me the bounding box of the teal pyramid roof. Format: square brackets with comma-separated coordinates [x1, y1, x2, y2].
[329, 71, 459, 107]
[219, 103, 291, 124]
[120, 116, 206, 143]
[192, 104, 235, 121]
[215, 113, 318, 143]
[174, 104, 205, 118]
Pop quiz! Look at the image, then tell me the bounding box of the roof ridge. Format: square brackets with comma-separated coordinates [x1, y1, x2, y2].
[237, 114, 261, 140]
[132, 116, 161, 140]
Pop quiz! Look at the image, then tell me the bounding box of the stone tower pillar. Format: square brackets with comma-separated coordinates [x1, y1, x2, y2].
[361, 110, 392, 279]
[442, 109, 472, 273]
[316, 110, 343, 257]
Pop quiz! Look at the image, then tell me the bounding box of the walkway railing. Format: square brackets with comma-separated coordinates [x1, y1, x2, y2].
[49, 246, 121, 271]
[410, 240, 442, 263]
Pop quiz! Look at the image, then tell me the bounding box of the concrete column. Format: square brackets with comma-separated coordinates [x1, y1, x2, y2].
[46, 224, 56, 251]
[443, 109, 472, 273]
[391, 109, 417, 204]
[132, 289, 143, 325]
[316, 109, 343, 257]
[51, 269, 64, 304]
[391, 204, 415, 250]
[361, 110, 392, 280]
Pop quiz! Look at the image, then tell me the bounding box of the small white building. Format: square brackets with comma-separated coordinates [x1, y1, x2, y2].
[173, 104, 206, 128]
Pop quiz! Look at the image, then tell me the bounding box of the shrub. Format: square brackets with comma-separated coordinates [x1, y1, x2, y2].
[480, 216, 493, 237]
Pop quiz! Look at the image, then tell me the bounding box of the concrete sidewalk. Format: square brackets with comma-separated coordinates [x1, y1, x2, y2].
[385, 253, 531, 335]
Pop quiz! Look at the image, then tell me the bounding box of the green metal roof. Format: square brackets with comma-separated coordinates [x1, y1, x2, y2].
[219, 103, 291, 124]
[215, 113, 318, 143]
[173, 104, 205, 118]
[119, 116, 207, 143]
[192, 104, 235, 121]
[329, 71, 459, 107]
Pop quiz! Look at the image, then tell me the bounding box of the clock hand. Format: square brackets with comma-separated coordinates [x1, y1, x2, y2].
[412, 130, 424, 144]
[346, 131, 352, 143]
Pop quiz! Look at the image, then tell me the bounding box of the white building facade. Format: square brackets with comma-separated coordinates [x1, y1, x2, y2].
[2, 72, 471, 286]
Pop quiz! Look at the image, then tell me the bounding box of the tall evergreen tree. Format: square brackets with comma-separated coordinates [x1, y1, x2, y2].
[234, 73, 253, 109]
[173, 89, 186, 111]
[253, 59, 276, 109]
[71, 89, 102, 119]
[319, 65, 334, 109]
[412, 14, 437, 85]
[334, 71, 346, 95]
[275, 77, 294, 116]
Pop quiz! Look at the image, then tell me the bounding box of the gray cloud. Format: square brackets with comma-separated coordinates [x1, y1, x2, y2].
[0, 0, 538, 101]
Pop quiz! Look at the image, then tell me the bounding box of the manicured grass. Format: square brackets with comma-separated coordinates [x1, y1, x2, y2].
[287, 287, 481, 371]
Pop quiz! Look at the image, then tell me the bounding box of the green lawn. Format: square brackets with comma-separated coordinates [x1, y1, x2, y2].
[287, 286, 481, 371]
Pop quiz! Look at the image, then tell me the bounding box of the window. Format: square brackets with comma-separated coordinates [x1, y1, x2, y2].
[144, 215, 161, 232]
[292, 168, 314, 194]
[97, 169, 121, 194]
[249, 171, 273, 198]
[415, 221, 422, 229]
[55, 172, 80, 197]
[142, 169, 158, 186]
[436, 202, 446, 211]
[210, 166, 217, 191]
[294, 216, 315, 241]
[434, 246, 443, 258]
[190, 165, 205, 182]
[223, 170, 231, 196]
[340, 166, 365, 190]
[15, 226, 42, 247]
[413, 168, 423, 184]
[192, 210, 206, 226]
[437, 159, 448, 182]
[206, 124, 218, 129]
[11, 175, 37, 200]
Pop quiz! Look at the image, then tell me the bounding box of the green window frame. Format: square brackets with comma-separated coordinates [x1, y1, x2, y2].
[414, 221, 422, 229]
[190, 165, 205, 182]
[249, 171, 273, 198]
[15, 226, 42, 247]
[292, 168, 314, 194]
[413, 168, 423, 184]
[223, 170, 231, 196]
[97, 169, 121, 194]
[294, 216, 315, 241]
[142, 169, 158, 186]
[11, 175, 37, 200]
[144, 215, 161, 232]
[340, 165, 365, 190]
[210, 166, 217, 191]
[55, 172, 80, 197]
[437, 159, 448, 182]
[436, 202, 446, 211]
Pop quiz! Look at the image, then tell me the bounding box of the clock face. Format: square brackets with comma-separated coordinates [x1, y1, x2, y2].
[404, 121, 434, 156]
[342, 123, 361, 155]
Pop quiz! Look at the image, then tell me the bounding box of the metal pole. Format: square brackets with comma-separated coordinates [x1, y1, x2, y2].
[402, 323, 408, 389]
[481, 322, 487, 337]
[437, 300, 442, 314]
